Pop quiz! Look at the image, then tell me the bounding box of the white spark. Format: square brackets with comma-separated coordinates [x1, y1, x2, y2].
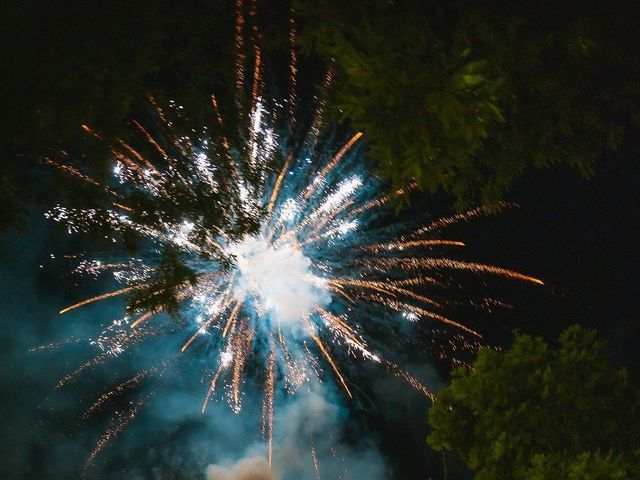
[229, 236, 330, 327]
[279, 198, 300, 223]
[319, 176, 362, 213]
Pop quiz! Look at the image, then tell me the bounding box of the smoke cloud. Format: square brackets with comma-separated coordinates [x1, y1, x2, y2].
[206, 456, 277, 480]
[204, 385, 388, 480]
[230, 236, 330, 328]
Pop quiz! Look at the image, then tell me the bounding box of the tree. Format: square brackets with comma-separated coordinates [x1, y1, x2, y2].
[0, 0, 238, 233]
[298, 0, 640, 209]
[427, 326, 640, 479]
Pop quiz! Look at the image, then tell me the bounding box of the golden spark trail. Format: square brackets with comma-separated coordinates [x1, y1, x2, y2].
[130, 309, 161, 329]
[315, 306, 377, 360]
[116, 139, 159, 173]
[110, 150, 148, 178]
[386, 298, 482, 338]
[315, 306, 357, 338]
[210, 95, 232, 152]
[329, 278, 397, 300]
[304, 65, 334, 154]
[288, 6, 297, 127]
[362, 239, 466, 252]
[202, 366, 225, 413]
[418, 202, 517, 234]
[250, 45, 262, 109]
[310, 437, 321, 480]
[384, 361, 435, 401]
[131, 119, 169, 160]
[303, 132, 363, 199]
[231, 320, 254, 410]
[266, 152, 294, 216]
[222, 301, 243, 338]
[334, 278, 442, 309]
[346, 182, 417, 218]
[385, 285, 443, 308]
[60, 285, 146, 315]
[353, 289, 482, 337]
[112, 202, 133, 212]
[319, 132, 363, 179]
[328, 284, 356, 305]
[372, 257, 544, 285]
[42, 157, 120, 198]
[312, 335, 352, 398]
[81, 369, 152, 420]
[234, 0, 246, 110]
[147, 95, 167, 123]
[81, 124, 103, 140]
[84, 397, 147, 473]
[393, 276, 440, 287]
[262, 348, 276, 467]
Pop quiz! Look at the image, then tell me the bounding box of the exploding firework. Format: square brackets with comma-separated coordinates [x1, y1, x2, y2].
[42, 2, 543, 475]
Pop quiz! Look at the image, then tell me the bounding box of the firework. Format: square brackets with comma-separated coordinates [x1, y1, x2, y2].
[43, 2, 543, 474]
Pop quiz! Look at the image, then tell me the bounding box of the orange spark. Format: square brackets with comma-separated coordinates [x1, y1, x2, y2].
[312, 335, 352, 398]
[59, 285, 145, 314]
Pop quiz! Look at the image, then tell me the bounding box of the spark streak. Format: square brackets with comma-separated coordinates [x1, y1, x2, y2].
[59, 285, 145, 314]
[312, 335, 352, 398]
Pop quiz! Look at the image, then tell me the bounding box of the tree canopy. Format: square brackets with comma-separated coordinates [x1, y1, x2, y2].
[298, 0, 640, 209]
[427, 325, 640, 479]
[3, 0, 639, 234]
[0, 0, 239, 233]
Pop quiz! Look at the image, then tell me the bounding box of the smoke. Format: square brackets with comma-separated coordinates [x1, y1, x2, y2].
[206, 456, 277, 480]
[230, 236, 330, 328]
[0, 219, 429, 479]
[204, 385, 388, 480]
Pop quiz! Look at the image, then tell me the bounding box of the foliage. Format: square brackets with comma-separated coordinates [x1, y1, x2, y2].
[298, 0, 640, 209]
[127, 246, 197, 318]
[0, 0, 238, 232]
[1, 0, 236, 150]
[524, 450, 633, 480]
[427, 325, 640, 479]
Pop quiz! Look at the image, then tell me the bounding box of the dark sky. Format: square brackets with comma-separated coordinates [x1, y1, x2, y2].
[1, 152, 638, 479]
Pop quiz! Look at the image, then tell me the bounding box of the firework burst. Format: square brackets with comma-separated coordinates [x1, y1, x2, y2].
[42, 3, 543, 474]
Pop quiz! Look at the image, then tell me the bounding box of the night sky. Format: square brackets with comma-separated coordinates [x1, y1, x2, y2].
[2, 2, 639, 479]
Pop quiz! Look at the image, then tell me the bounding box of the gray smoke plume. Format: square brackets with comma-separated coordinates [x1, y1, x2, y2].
[206, 456, 277, 480]
[204, 385, 388, 480]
